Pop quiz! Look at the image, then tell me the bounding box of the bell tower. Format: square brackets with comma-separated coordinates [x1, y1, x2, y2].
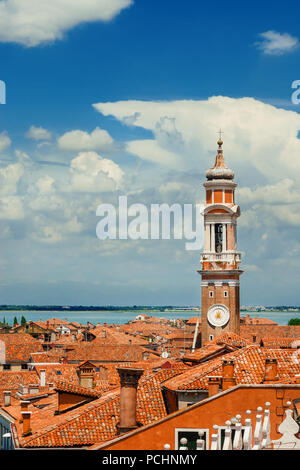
[198, 137, 243, 345]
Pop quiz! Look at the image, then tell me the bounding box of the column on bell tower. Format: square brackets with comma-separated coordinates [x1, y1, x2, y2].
[198, 137, 243, 345]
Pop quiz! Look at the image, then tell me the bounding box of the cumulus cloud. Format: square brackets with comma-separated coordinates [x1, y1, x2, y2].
[238, 179, 300, 205]
[0, 132, 11, 153]
[26, 125, 52, 141]
[0, 162, 24, 196]
[70, 151, 123, 192]
[31, 215, 84, 244]
[256, 31, 299, 55]
[126, 139, 185, 169]
[0, 0, 133, 47]
[0, 196, 24, 220]
[94, 96, 300, 182]
[58, 127, 114, 151]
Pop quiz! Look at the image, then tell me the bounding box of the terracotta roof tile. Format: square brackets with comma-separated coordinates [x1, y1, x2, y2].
[162, 345, 300, 391]
[18, 367, 187, 448]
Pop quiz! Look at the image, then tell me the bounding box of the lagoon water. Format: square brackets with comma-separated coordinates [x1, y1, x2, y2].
[1, 309, 299, 327]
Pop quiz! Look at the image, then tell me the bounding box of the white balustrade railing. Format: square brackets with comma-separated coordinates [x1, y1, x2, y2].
[200, 252, 241, 264]
[164, 401, 300, 450]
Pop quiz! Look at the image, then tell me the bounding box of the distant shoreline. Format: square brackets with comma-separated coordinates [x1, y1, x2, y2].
[0, 305, 299, 313]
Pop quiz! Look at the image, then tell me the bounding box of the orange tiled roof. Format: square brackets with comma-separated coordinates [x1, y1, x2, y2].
[61, 343, 155, 363]
[119, 321, 180, 338]
[80, 325, 148, 346]
[240, 325, 300, 343]
[211, 332, 252, 348]
[186, 317, 202, 325]
[183, 343, 233, 362]
[0, 333, 44, 362]
[29, 352, 61, 363]
[19, 367, 187, 448]
[54, 380, 101, 398]
[240, 315, 278, 325]
[0, 370, 39, 404]
[162, 345, 300, 391]
[0, 333, 42, 345]
[260, 337, 300, 348]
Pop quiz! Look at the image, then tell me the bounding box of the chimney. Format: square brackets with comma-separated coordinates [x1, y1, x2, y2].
[264, 358, 278, 383]
[3, 391, 11, 407]
[222, 359, 236, 391]
[22, 411, 32, 436]
[40, 369, 46, 387]
[20, 400, 30, 412]
[102, 329, 106, 338]
[78, 363, 95, 389]
[117, 367, 143, 434]
[208, 377, 221, 397]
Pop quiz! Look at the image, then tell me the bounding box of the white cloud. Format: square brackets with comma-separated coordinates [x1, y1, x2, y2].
[126, 139, 185, 169]
[0, 0, 133, 47]
[256, 31, 299, 55]
[0, 132, 11, 152]
[0, 162, 24, 196]
[35, 176, 55, 194]
[238, 179, 300, 205]
[0, 196, 24, 220]
[26, 125, 52, 141]
[70, 151, 123, 192]
[58, 127, 113, 151]
[94, 96, 300, 182]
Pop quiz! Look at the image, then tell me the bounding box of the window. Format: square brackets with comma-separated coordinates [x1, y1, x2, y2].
[215, 224, 223, 253]
[21, 364, 28, 370]
[3, 364, 11, 370]
[224, 291, 228, 298]
[209, 335, 214, 341]
[209, 291, 214, 298]
[0, 422, 13, 450]
[175, 428, 209, 450]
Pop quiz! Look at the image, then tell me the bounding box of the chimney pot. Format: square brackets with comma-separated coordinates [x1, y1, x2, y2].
[40, 369, 46, 387]
[222, 359, 235, 378]
[208, 377, 221, 397]
[117, 367, 143, 434]
[3, 391, 11, 407]
[20, 400, 30, 411]
[222, 360, 236, 390]
[264, 358, 278, 383]
[21, 411, 32, 436]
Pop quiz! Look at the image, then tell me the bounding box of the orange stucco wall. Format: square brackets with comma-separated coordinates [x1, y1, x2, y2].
[206, 190, 212, 204]
[225, 190, 233, 203]
[58, 392, 91, 413]
[98, 386, 300, 450]
[214, 190, 223, 203]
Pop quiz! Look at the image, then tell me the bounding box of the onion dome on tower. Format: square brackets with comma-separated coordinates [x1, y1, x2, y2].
[206, 138, 234, 181]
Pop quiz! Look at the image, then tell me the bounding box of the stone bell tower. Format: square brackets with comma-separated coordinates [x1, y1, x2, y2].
[198, 136, 243, 345]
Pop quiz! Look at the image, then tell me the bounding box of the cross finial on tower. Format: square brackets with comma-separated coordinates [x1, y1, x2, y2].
[217, 129, 224, 140]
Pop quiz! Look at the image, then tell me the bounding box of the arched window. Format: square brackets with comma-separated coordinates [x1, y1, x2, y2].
[215, 224, 223, 252]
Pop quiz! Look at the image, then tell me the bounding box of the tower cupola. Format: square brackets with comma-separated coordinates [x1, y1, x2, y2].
[206, 139, 234, 181]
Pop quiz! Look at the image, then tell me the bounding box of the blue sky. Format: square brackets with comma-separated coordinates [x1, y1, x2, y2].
[0, 0, 300, 306]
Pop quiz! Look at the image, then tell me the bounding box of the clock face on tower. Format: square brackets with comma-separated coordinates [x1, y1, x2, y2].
[207, 304, 230, 328]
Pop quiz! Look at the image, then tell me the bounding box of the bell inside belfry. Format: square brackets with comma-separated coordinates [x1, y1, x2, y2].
[215, 224, 223, 253]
